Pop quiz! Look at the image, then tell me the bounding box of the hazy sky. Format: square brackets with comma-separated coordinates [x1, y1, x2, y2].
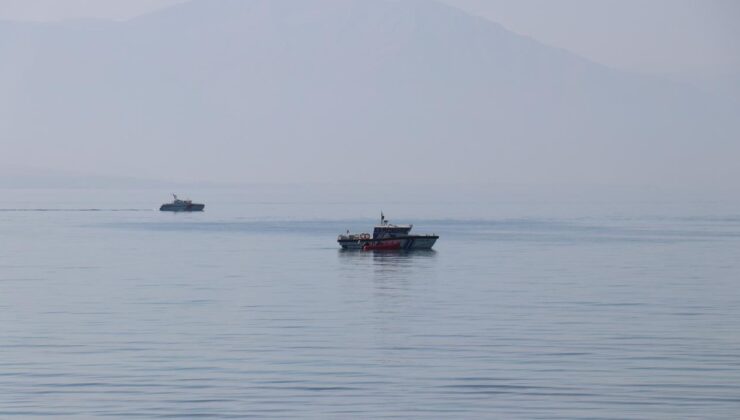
[1, 0, 738, 76]
[1, 0, 738, 190]
[448, 0, 740, 76]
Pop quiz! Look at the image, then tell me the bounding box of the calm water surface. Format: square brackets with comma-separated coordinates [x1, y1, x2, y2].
[1, 188, 739, 418]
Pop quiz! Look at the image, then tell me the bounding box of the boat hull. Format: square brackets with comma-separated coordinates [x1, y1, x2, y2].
[159, 203, 205, 212]
[338, 235, 438, 250]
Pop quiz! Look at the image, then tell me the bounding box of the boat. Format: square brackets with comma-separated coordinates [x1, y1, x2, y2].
[337, 213, 438, 250]
[159, 194, 205, 212]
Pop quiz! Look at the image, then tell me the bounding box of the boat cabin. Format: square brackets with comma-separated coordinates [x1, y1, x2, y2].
[373, 214, 412, 239]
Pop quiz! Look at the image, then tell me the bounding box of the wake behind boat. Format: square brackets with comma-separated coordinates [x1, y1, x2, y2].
[338, 213, 438, 250]
[159, 194, 204, 212]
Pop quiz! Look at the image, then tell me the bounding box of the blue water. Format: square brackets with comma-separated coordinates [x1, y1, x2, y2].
[1, 188, 739, 418]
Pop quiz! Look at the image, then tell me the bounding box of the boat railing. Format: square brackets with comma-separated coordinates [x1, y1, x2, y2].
[338, 233, 371, 241]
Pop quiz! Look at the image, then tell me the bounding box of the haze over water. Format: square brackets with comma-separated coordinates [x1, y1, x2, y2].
[1, 187, 739, 418]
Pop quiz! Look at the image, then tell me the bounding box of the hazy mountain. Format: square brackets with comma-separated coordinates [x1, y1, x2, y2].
[674, 71, 740, 105]
[1, 0, 738, 189]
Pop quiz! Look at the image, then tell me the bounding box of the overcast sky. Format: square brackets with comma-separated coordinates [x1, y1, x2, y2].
[2, 0, 738, 190]
[1, 0, 738, 77]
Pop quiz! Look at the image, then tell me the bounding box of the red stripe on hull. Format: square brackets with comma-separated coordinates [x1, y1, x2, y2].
[362, 241, 401, 251]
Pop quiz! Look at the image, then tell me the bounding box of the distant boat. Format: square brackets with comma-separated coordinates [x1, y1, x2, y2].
[159, 194, 204, 212]
[337, 213, 438, 250]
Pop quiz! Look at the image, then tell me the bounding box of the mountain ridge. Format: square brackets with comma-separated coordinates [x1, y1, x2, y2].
[1, 0, 737, 189]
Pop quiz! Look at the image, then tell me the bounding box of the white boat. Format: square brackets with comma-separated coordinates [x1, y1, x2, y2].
[338, 213, 438, 250]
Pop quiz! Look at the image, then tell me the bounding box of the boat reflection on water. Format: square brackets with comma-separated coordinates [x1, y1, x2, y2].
[338, 249, 438, 307]
[338, 248, 437, 276]
[339, 248, 437, 261]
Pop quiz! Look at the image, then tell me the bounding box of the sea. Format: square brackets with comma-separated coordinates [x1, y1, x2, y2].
[1, 186, 739, 419]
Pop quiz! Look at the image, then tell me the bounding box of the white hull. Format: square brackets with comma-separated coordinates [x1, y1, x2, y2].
[338, 235, 438, 250]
